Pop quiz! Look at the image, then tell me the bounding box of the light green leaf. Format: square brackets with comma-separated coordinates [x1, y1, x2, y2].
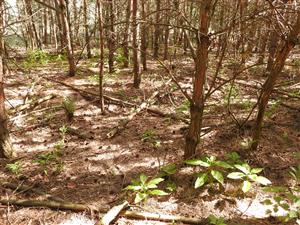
[255, 176, 272, 185]
[215, 161, 233, 169]
[242, 180, 252, 193]
[211, 170, 224, 185]
[185, 159, 210, 167]
[148, 189, 169, 196]
[161, 163, 177, 175]
[125, 185, 142, 191]
[251, 168, 263, 174]
[147, 178, 164, 188]
[140, 174, 148, 184]
[262, 199, 272, 205]
[248, 174, 258, 182]
[195, 173, 208, 188]
[235, 163, 251, 174]
[227, 172, 245, 180]
[134, 192, 148, 203]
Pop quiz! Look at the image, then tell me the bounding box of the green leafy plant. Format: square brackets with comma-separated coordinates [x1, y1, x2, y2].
[208, 215, 228, 225]
[141, 129, 156, 142]
[33, 151, 62, 175]
[157, 163, 177, 192]
[125, 174, 168, 203]
[176, 100, 190, 115]
[23, 49, 50, 68]
[6, 162, 22, 175]
[185, 156, 233, 188]
[227, 163, 271, 193]
[226, 151, 242, 165]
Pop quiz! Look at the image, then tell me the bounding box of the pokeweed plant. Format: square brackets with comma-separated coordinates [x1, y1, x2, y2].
[125, 174, 169, 203]
[185, 156, 233, 188]
[227, 163, 271, 193]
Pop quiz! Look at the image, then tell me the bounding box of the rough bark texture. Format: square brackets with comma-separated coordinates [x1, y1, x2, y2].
[251, 11, 300, 151]
[132, 0, 141, 88]
[184, 0, 212, 159]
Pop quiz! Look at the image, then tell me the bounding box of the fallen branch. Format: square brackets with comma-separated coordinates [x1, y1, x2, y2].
[43, 77, 188, 123]
[0, 198, 208, 225]
[10, 94, 56, 114]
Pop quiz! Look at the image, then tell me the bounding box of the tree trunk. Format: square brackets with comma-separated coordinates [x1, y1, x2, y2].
[251, 11, 300, 151]
[123, 0, 131, 68]
[140, 0, 147, 70]
[153, 0, 160, 58]
[58, 0, 76, 76]
[83, 0, 92, 58]
[107, 0, 115, 73]
[97, 0, 105, 114]
[184, 0, 212, 159]
[0, 1, 15, 158]
[132, 0, 141, 88]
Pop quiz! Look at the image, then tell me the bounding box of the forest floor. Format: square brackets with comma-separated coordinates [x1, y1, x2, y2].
[0, 49, 300, 225]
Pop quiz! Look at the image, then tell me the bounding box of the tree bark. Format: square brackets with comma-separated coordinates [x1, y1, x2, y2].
[58, 0, 76, 76]
[132, 0, 141, 88]
[184, 0, 212, 159]
[0, 1, 15, 158]
[83, 0, 92, 58]
[97, 0, 105, 114]
[140, 0, 147, 70]
[251, 10, 300, 151]
[153, 0, 161, 58]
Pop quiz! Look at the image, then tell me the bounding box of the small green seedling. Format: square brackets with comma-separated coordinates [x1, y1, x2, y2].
[125, 174, 168, 203]
[141, 129, 156, 142]
[158, 163, 177, 192]
[227, 163, 271, 193]
[208, 215, 228, 225]
[185, 156, 233, 188]
[6, 162, 22, 175]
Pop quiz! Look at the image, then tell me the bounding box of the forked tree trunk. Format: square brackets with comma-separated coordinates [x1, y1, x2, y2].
[97, 0, 105, 113]
[132, 0, 141, 88]
[184, 0, 212, 159]
[58, 0, 76, 76]
[0, 1, 14, 158]
[251, 11, 300, 151]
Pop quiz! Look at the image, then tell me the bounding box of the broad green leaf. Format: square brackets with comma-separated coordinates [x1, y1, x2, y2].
[140, 174, 148, 184]
[215, 161, 233, 169]
[166, 180, 177, 192]
[211, 170, 224, 185]
[242, 180, 252, 193]
[125, 185, 141, 191]
[262, 199, 272, 205]
[255, 176, 272, 185]
[134, 192, 148, 203]
[147, 178, 164, 188]
[148, 189, 169, 196]
[235, 163, 251, 174]
[248, 174, 258, 182]
[288, 210, 298, 218]
[280, 203, 290, 211]
[195, 173, 208, 188]
[161, 163, 177, 175]
[251, 168, 263, 174]
[185, 159, 210, 167]
[227, 172, 245, 179]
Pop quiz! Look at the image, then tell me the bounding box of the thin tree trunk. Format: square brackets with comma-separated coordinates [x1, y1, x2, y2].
[140, 0, 147, 70]
[97, 0, 105, 114]
[251, 11, 300, 151]
[132, 0, 141, 88]
[153, 0, 160, 58]
[83, 0, 92, 58]
[123, 0, 131, 68]
[0, 1, 15, 158]
[59, 0, 76, 76]
[107, 0, 115, 73]
[184, 0, 212, 159]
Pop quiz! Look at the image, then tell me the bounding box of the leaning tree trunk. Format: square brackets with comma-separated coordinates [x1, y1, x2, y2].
[58, 0, 76, 76]
[251, 10, 300, 151]
[184, 0, 212, 159]
[0, 1, 15, 158]
[97, 0, 105, 114]
[132, 0, 141, 88]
